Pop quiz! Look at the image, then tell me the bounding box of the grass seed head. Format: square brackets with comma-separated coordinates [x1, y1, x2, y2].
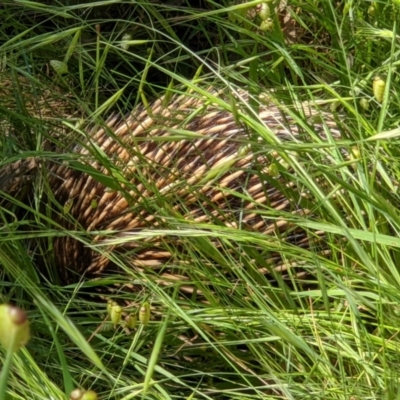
[139, 302, 150, 325]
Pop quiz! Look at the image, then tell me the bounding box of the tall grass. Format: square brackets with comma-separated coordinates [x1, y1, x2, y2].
[1, 1, 400, 399]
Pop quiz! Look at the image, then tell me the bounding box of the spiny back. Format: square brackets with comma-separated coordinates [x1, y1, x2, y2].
[2, 89, 342, 283]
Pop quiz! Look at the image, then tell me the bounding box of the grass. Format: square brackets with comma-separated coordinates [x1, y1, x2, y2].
[2, 0, 400, 399]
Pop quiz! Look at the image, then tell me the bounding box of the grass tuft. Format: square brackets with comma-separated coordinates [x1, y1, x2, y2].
[2, 1, 400, 399]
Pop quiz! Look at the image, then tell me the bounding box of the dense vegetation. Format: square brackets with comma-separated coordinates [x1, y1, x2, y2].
[1, 1, 400, 399]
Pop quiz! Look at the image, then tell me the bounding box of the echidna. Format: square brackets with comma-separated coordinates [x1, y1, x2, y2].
[1, 87, 342, 287]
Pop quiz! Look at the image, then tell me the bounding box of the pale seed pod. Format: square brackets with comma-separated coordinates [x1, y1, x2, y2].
[0, 304, 30, 352]
[373, 76, 385, 103]
[70, 389, 85, 400]
[277, 157, 289, 170]
[110, 304, 122, 325]
[260, 18, 274, 32]
[50, 60, 68, 75]
[125, 313, 137, 330]
[139, 302, 150, 325]
[358, 79, 368, 89]
[258, 3, 271, 20]
[359, 98, 369, 110]
[350, 86, 362, 97]
[120, 33, 132, 50]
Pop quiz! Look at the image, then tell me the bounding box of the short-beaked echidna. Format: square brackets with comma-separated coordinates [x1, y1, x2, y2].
[1, 88, 342, 285]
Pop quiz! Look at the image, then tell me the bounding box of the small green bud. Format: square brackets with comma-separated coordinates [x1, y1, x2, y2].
[343, 2, 351, 15]
[359, 98, 369, 110]
[373, 76, 385, 103]
[350, 146, 360, 168]
[50, 60, 68, 75]
[63, 199, 73, 214]
[368, 5, 376, 17]
[237, 144, 251, 157]
[268, 163, 279, 177]
[259, 18, 274, 31]
[111, 304, 122, 325]
[125, 313, 137, 330]
[0, 304, 30, 352]
[91, 199, 98, 209]
[139, 302, 150, 325]
[330, 101, 340, 113]
[228, 6, 248, 23]
[81, 390, 98, 400]
[351, 147, 360, 159]
[258, 3, 271, 20]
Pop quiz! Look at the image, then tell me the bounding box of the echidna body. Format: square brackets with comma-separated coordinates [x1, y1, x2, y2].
[2, 89, 342, 284]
